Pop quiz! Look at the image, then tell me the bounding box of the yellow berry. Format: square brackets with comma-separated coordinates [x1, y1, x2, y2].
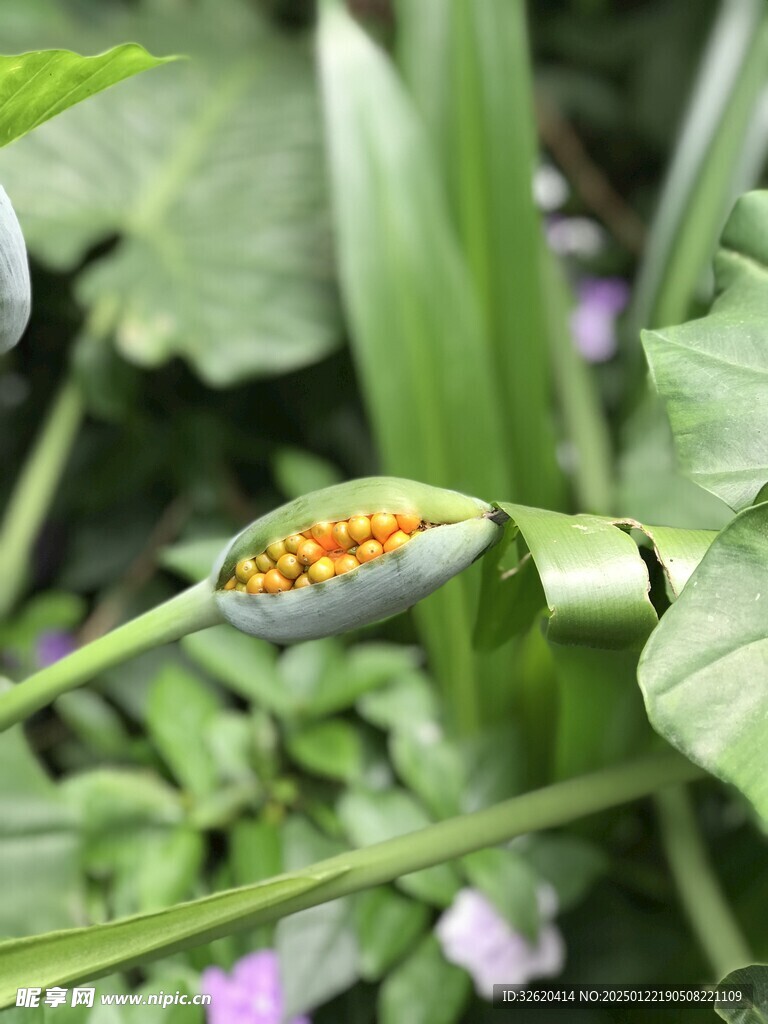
[236, 558, 258, 583]
[396, 513, 421, 534]
[224, 576, 237, 590]
[297, 539, 324, 565]
[246, 572, 266, 594]
[255, 552, 276, 573]
[235, 581, 247, 592]
[285, 534, 304, 554]
[334, 553, 359, 575]
[371, 513, 397, 544]
[308, 556, 336, 583]
[383, 530, 410, 552]
[311, 522, 337, 551]
[277, 553, 302, 580]
[332, 521, 354, 549]
[264, 569, 293, 594]
[348, 515, 372, 543]
[294, 573, 311, 589]
[266, 540, 287, 562]
[356, 539, 383, 563]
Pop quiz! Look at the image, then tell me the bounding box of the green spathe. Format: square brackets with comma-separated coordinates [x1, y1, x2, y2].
[213, 477, 502, 644]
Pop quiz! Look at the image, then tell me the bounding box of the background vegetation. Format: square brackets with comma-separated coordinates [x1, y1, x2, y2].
[0, 0, 766, 1021]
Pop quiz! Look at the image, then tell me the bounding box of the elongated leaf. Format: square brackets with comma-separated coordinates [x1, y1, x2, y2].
[0, 44, 176, 148]
[396, 0, 563, 510]
[0, 867, 344, 1007]
[638, 502, 768, 822]
[476, 504, 716, 650]
[628, 0, 768, 339]
[644, 190, 768, 511]
[0, 15, 339, 384]
[317, 0, 510, 731]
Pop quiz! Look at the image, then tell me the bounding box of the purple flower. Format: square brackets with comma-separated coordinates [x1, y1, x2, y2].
[35, 630, 76, 668]
[570, 276, 629, 362]
[435, 886, 565, 999]
[201, 950, 310, 1024]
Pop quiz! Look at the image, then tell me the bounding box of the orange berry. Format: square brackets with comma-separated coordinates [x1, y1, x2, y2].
[334, 553, 359, 575]
[285, 534, 304, 554]
[297, 539, 324, 565]
[236, 558, 258, 582]
[356, 539, 383, 563]
[308, 556, 336, 583]
[276, 553, 302, 580]
[332, 521, 354, 549]
[266, 540, 287, 562]
[224, 575, 237, 590]
[371, 513, 397, 544]
[311, 522, 337, 551]
[302, 530, 313, 539]
[348, 515, 372, 543]
[255, 552, 276, 573]
[383, 530, 410, 553]
[264, 569, 293, 594]
[294, 573, 311, 589]
[246, 572, 266, 594]
[396, 513, 421, 534]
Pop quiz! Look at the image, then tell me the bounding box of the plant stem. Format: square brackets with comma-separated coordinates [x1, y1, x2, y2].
[656, 785, 751, 980]
[0, 582, 221, 732]
[0, 751, 703, 998]
[0, 377, 83, 618]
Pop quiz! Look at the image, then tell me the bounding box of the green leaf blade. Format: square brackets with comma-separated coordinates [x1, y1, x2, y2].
[642, 190, 768, 512]
[0, 44, 177, 148]
[638, 502, 768, 822]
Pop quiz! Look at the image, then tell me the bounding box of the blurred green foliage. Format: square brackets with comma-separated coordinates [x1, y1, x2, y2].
[1, 0, 768, 1020]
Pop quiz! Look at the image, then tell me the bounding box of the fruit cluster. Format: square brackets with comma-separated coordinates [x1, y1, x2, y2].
[222, 513, 426, 594]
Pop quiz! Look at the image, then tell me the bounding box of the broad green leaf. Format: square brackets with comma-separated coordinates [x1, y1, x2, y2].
[0, 44, 175, 148]
[397, 0, 563, 511]
[357, 671, 440, 731]
[145, 664, 221, 796]
[0, 865, 345, 1007]
[338, 788, 461, 907]
[278, 900, 359, 1018]
[716, 964, 768, 1023]
[317, 0, 510, 731]
[390, 725, 464, 819]
[636, 524, 718, 598]
[229, 819, 282, 887]
[0, 19, 339, 384]
[286, 720, 364, 782]
[354, 887, 429, 981]
[181, 626, 288, 716]
[60, 768, 183, 833]
[272, 447, 342, 502]
[638, 502, 768, 821]
[378, 934, 470, 1024]
[643, 191, 768, 512]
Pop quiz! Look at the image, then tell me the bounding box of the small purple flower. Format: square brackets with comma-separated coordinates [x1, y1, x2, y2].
[570, 276, 630, 362]
[201, 950, 310, 1024]
[35, 630, 76, 669]
[435, 886, 565, 999]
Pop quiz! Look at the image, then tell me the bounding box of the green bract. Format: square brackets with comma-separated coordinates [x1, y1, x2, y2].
[212, 477, 503, 643]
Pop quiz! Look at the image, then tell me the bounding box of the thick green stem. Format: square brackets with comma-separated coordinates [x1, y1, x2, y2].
[0, 751, 703, 998]
[0, 582, 221, 731]
[0, 377, 83, 618]
[656, 785, 751, 980]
